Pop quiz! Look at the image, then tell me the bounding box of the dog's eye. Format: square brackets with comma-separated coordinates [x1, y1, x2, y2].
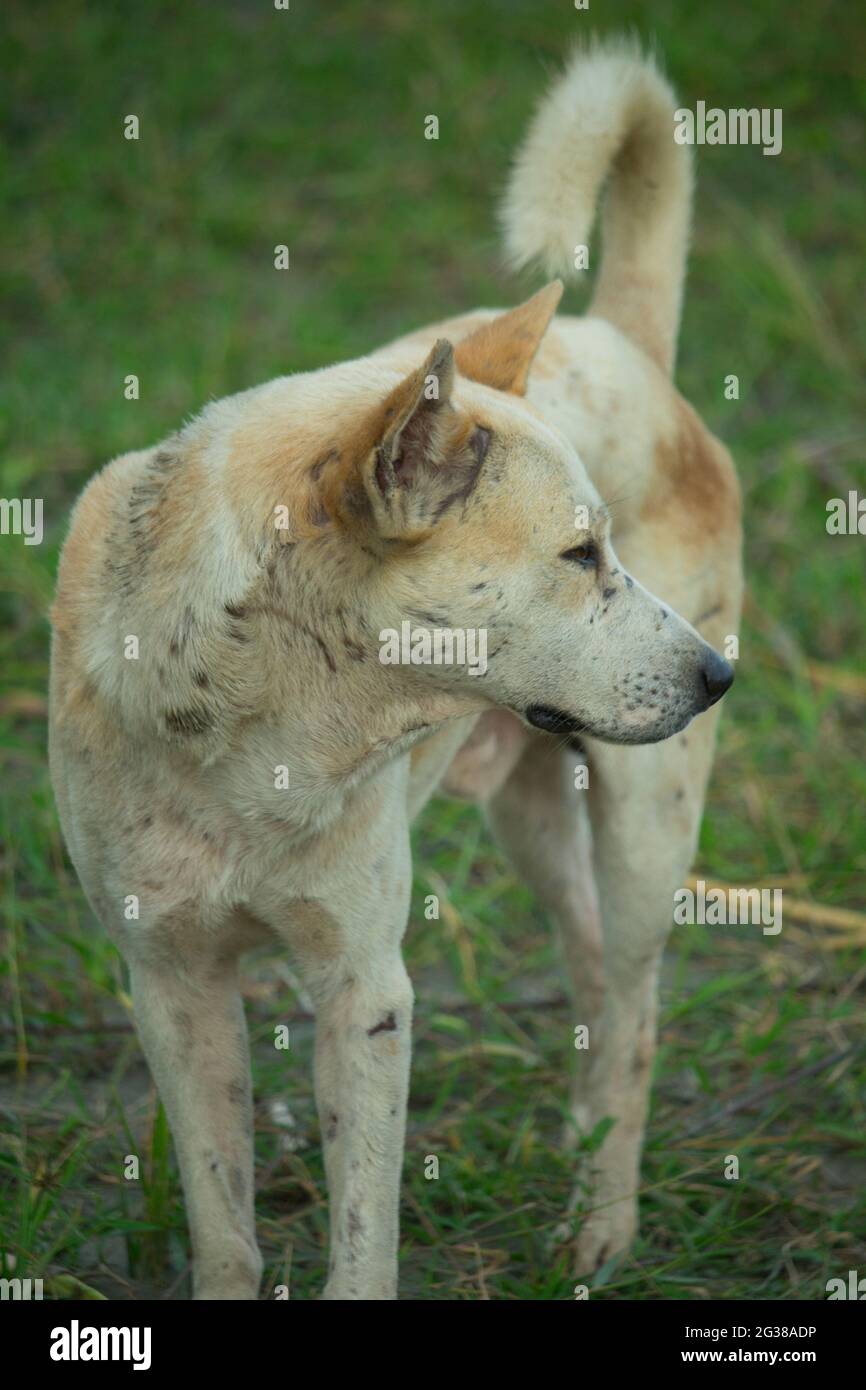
[560, 543, 598, 568]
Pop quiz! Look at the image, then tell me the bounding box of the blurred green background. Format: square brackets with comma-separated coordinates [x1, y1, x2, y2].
[1, 0, 865, 1300]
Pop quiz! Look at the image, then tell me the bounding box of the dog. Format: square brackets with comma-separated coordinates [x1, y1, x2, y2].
[49, 38, 742, 1299]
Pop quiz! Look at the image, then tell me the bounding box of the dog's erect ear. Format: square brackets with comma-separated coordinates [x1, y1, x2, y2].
[326, 339, 488, 542]
[454, 280, 563, 395]
[375, 337, 456, 493]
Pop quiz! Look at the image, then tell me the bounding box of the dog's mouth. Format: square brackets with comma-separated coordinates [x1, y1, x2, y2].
[523, 700, 698, 747]
[524, 704, 585, 736]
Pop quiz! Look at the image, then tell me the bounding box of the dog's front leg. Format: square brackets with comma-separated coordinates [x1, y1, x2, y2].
[128, 953, 262, 1300]
[310, 949, 414, 1300]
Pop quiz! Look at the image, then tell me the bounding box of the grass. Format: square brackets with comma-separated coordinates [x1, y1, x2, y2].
[1, 0, 865, 1300]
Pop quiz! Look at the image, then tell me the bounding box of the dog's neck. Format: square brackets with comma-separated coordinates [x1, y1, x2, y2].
[211, 537, 486, 834]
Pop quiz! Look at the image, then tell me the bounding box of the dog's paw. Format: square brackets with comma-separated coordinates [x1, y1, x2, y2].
[549, 1196, 637, 1275]
[573, 1203, 637, 1275]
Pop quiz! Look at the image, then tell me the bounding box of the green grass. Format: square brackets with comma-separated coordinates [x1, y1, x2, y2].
[2, 0, 865, 1299]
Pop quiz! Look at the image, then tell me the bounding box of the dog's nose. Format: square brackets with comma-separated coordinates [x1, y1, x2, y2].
[700, 650, 735, 707]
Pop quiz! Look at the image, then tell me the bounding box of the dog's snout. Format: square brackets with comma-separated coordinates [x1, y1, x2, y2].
[700, 650, 735, 707]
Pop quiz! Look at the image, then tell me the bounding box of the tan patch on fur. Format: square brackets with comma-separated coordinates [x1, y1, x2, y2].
[284, 899, 344, 960]
[225, 418, 340, 544]
[454, 281, 563, 394]
[642, 396, 740, 534]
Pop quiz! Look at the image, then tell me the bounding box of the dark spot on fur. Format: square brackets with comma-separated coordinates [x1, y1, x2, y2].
[625, 575, 634, 589]
[173, 1009, 193, 1044]
[164, 706, 213, 735]
[193, 669, 210, 688]
[230, 1165, 245, 1202]
[367, 1012, 397, 1037]
[325, 1111, 338, 1143]
[407, 609, 451, 627]
[310, 449, 338, 481]
[224, 602, 246, 619]
[602, 586, 616, 600]
[227, 1079, 247, 1106]
[344, 1206, 364, 1266]
[431, 451, 487, 523]
[470, 425, 491, 465]
[295, 623, 337, 673]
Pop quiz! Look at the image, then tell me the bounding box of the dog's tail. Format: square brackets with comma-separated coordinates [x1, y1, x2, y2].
[500, 36, 692, 376]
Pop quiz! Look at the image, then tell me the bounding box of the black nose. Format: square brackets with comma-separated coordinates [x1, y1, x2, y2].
[701, 650, 735, 707]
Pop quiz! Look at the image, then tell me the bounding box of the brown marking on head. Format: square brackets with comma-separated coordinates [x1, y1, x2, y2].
[454, 281, 563, 395]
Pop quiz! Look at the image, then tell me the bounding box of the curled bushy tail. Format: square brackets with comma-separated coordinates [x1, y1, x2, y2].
[500, 37, 693, 375]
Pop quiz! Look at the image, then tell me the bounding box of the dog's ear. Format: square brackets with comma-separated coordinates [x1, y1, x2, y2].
[454, 280, 563, 395]
[325, 339, 488, 542]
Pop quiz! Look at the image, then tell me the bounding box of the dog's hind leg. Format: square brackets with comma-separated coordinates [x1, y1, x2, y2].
[128, 946, 262, 1300]
[486, 733, 604, 1135]
[489, 713, 723, 1272]
[565, 720, 722, 1271]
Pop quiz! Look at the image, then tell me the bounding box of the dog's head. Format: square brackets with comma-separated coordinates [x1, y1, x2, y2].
[291, 285, 733, 746]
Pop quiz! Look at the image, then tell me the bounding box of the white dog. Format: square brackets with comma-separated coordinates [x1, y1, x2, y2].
[49, 38, 741, 1298]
